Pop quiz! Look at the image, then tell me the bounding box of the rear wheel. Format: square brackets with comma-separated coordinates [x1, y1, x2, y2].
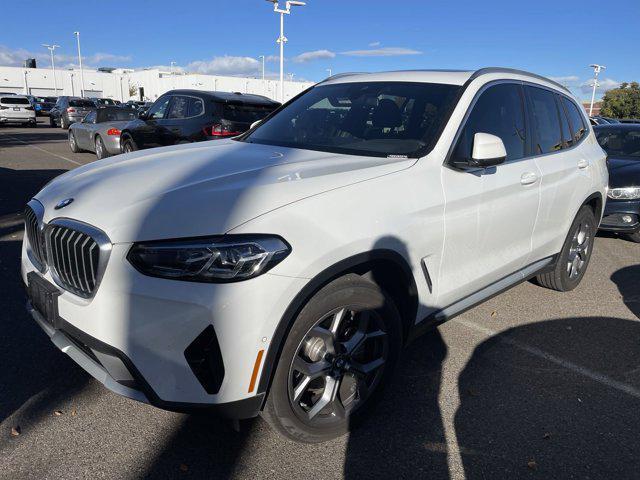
[625, 231, 640, 243]
[535, 205, 597, 291]
[261, 274, 402, 443]
[68, 131, 80, 153]
[95, 136, 109, 159]
[60, 115, 69, 130]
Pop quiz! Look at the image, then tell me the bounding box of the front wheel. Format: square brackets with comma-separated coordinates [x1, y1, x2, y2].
[261, 274, 402, 443]
[535, 205, 597, 291]
[121, 137, 136, 154]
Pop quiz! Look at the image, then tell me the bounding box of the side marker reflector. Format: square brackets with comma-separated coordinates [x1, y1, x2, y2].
[248, 349, 265, 393]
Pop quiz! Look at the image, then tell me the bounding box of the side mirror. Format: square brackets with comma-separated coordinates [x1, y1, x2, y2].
[250, 120, 262, 130]
[138, 109, 148, 120]
[464, 132, 507, 168]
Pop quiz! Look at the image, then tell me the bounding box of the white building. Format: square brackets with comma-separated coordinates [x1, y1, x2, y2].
[0, 65, 314, 102]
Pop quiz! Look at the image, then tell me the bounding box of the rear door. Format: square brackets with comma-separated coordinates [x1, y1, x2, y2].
[527, 86, 593, 260]
[438, 82, 541, 306]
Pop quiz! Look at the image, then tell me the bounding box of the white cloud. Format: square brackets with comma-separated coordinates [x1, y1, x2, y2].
[368, 41, 381, 47]
[292, 49, 335, 63]
[580, 77, 620, 94]
[186, 55, 260, 76]
[341, 47, 422, 57]
[0, 45, 131, 69]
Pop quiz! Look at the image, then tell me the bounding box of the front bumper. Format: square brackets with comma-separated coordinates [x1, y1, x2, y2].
[21, 238, 306, 416]
[600, 199, 640, 233]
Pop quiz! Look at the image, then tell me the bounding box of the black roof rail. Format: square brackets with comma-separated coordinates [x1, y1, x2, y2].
[470, 67, 571, 93]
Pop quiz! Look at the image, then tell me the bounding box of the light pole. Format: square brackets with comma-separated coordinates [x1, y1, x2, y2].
[258, 55, 265, 81]
[42, 44, 60, 95]
[266, 0, 306, 102]
[326, 68, 332, 77]
[288, 73, 295, 81]
[73, 32, 86, 97]
[170, 61, 176, 88]
[588, 64, 606, 117]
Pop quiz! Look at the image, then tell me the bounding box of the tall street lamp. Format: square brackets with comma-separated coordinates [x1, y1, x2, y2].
[326, 68, 332, 77]
[265, 0, 305, 102]
[74, 32, 86, 97]
[42, 44, 60, 95]
[588, 64, 606, 117]
[258, 55, 265, 81]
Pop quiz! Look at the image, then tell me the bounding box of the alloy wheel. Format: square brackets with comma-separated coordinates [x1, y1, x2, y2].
[69, 132, 76, 150]
[288, 306, 388, 426]
[567, 219, 592, 279]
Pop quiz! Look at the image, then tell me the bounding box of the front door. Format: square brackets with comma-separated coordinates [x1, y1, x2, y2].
[438, 82, 541, 306]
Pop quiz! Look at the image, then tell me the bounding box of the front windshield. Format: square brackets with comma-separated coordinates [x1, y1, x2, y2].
[596, 128, 640, 158]
[241, 81, 460, 158]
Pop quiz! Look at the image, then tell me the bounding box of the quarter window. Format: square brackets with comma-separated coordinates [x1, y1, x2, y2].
[453, 83, 526, 162]
[562, 97, 587, 144]
[527, 86, 563, 154]
[147, 96, 171, 120]
[188, 97, 204, 117]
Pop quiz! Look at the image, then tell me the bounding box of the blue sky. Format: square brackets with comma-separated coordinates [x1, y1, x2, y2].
[1, 0, 638, 100]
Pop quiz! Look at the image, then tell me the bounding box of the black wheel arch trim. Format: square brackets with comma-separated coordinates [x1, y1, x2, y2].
[255, 248, 418, 400]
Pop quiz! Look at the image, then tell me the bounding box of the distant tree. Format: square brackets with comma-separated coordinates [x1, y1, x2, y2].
[600, 82, 640, 118]
[128, 81, 138, 98]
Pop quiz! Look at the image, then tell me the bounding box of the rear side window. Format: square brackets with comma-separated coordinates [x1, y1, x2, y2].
[453, 83, 526, 162]
[562, 97, 588, 144]
[220, 103, 275, 123]
[188, 97, 204, 117]
[167, 96, 189, 119]
[527, 86, 562, 154]
[69, 99, 95, 108]
[1, 97, 29, 105]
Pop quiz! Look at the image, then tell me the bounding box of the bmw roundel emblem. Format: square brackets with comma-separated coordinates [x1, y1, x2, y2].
[54, 198, 74, 210]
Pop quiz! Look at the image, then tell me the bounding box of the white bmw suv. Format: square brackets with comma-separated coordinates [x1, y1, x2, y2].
[22, 68, 607, 443]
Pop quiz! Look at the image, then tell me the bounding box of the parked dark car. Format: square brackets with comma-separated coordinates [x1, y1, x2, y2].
[34, 96, 57, 116]
[595, 124, 640, 242]
[119, 90, 280, 153]
[49, 97, 97, 129]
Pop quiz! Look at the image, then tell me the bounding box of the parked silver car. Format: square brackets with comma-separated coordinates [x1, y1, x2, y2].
[68, 107, 137, 158]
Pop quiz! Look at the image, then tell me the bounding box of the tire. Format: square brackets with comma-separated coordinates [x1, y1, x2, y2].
[95, 135, 110, 159]
[68, 131, 81, 153]
[61, 115, 69, 130]
[535, 205, 597, 291]
[121, 137, 136, 154]
[624, 231, 640, 243]
[261, 274, 403, 443]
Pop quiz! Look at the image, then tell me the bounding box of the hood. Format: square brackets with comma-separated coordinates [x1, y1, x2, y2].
[607, 157, 640, 188]
[35, 140, 414, 243]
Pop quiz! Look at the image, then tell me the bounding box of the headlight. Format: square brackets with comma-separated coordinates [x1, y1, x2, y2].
[128, 235, 291, 282]
[608, 187, 640, 200]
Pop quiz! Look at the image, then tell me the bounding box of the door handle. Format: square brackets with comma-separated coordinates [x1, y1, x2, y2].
[577, 159, 589, 169]
[520, 172, 538, 185]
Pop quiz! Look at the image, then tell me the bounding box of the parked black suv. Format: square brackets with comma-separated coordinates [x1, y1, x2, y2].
[119, 90, 280, 153]
[49, 97, 96, 129]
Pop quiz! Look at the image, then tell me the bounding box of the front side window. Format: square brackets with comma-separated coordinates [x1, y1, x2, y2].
[167, 96, 189, 119]
[527, 86, 563, 154]
[556, 95, 572, 149]
[453, 83, 526, 162]
[147, 96, 171, 120]
[241, 82, 460, 158]
[562, 97, 587, 144]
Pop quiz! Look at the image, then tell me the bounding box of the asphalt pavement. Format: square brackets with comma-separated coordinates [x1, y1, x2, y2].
[1, 120, 639, 479]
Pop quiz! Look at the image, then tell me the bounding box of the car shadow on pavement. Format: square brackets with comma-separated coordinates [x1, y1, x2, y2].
[454, 316, 640, 479]
[344, 329, 450, 479]
[611, 265, 640, 320]
[0, 166, 90, 429]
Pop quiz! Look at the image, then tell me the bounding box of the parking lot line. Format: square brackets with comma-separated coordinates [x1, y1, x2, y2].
[0, 133, 83, 166]
[456, 318, 640, 399]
